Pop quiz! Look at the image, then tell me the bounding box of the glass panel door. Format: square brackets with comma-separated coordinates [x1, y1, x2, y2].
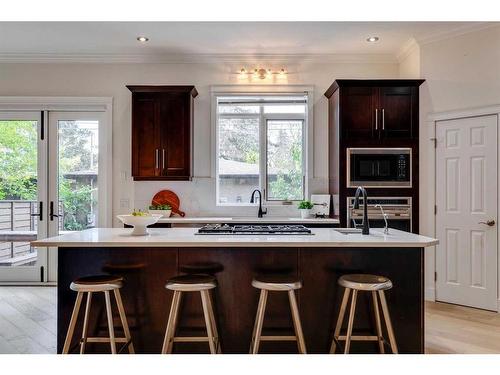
[48, 112, 104, 241]
[0, 112, 48, 282]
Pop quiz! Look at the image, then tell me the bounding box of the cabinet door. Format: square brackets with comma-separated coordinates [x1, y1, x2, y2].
[341, 87, 377, 140]
[132, 96, 161, 178]
[160, 93, 191, 179]
[379, 86, 416, 139]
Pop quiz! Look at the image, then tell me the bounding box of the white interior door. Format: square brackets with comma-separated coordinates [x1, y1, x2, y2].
[436, 115, 498, 311]
[0, 111, 48, 282]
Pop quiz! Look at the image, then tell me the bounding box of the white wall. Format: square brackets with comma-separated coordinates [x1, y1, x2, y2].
[0, 60, 398, 223]
[416, 25, 500, 300]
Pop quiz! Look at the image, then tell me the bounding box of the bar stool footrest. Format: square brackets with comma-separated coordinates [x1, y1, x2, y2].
[260, 335, 298, 342]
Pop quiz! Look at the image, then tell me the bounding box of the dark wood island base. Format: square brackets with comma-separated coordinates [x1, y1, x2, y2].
[57, 246, 423, 354]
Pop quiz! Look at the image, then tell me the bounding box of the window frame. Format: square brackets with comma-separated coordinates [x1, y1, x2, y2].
[212, 89, 312, 207]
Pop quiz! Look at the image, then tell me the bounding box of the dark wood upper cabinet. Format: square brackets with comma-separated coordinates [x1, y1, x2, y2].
[341, 86, 378, 139]
[326, 79, 424, 141]
[127, 85, 198, 181]
[378, 86, 417, 139]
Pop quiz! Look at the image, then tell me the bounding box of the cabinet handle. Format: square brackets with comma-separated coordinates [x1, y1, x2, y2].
[382, 108, 385, 130]
[162, 149, 165, 171]
[155, 149, 159, 170]
[375, 109, 378, 130]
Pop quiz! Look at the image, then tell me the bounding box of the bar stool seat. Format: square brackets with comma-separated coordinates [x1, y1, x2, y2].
[70, 275, 123, 292]
[162, 274, 220, 354]
[250, 275, 306, 354]
[252, 275, 302, 291]
[338, 274, 392, 291]
[63, 275, 134, 354]
[331, 273, 398, 354]
[166, 274, 217, 291]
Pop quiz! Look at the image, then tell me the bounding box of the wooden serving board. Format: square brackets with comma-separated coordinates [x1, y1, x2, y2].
[152, 190, 186, 217]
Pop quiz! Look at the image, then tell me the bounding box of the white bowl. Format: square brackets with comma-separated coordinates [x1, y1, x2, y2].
[148, 209, 172, 218]
[117, 214, 162, 236]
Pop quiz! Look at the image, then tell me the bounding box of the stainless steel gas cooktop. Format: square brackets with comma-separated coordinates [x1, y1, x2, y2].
[197, 224, 312, 235]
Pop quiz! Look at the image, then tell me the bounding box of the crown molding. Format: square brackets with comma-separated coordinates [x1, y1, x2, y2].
[0, 52, 398, 64]
[396, 38, 419, 62]
[415, 22, 499, 46]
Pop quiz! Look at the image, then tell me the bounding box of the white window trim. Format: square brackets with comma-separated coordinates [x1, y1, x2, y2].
[211, 85, 313, 206]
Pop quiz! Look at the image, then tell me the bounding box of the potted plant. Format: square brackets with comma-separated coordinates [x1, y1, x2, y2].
[298, 200, 313, 219]
[148, 204, 172, 218]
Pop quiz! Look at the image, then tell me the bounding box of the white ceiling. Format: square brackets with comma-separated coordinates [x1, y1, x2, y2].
[0, 22, 493, 62]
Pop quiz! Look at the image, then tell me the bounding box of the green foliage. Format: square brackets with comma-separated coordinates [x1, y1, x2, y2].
[149, 204, 171, 210]
[0, 121, 38, 200]
[298, 201, 313, 209]
[59, 178, 93, 231]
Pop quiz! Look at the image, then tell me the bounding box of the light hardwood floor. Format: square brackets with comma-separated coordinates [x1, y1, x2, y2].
[0, 286, 499, 354]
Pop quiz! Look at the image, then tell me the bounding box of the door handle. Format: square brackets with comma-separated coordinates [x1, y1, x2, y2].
[49, 201, 59, 221]
[162, 149, 165, 172]
[382, 108, 385, 130]
[30, 201, 43, 221]
[155, 149, 159, 170]
[375, 109, 378, 130]
[479, 220, 495, 227]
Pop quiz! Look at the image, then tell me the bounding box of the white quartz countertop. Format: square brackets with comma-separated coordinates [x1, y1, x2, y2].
[32, 228, 438, 248]
[157, 216, 339, 224]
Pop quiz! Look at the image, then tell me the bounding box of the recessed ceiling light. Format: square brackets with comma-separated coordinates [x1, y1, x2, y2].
[137, 36, 149, 42]
[366, 36, 379, 43]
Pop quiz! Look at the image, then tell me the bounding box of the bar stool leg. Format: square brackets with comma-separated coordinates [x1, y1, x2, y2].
[344, 290, 358, 354]
[114, 289, 135, 354]
[200, 290, 217, 354]
[371, 291, 385, 354]
[378, 290, 398, 354]
[288, 290, 307, 354]
[249, 289, 268, 354]
[104, 290, 117, 354]
[330, 288, 351, 354]
[161, 290, 182, 354]
[206, 290, 221, 353]
[63, 291, 84, 354]
[80, 292, 93, 354]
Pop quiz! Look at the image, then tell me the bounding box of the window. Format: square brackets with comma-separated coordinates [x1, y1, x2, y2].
[215, 94, 307, 205]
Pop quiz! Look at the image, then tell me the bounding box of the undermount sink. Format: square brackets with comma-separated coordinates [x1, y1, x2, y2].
[334, 228, 363, 235]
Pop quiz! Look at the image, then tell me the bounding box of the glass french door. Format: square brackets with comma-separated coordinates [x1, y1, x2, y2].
[0, 110, 105, 282]
[0, 111, 48, 282]
[46, 112, 104, 281]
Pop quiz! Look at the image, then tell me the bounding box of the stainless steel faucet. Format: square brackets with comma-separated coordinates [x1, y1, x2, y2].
[375, 204, 389, 234]
[353, 186, 369, 235]
[250, 189, 267, 218]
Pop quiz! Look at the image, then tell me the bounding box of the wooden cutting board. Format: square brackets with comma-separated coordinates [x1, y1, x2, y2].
[151, 190, 186, 217]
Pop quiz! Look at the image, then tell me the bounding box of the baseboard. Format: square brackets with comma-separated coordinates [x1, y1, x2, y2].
[425, 287, 436, 301]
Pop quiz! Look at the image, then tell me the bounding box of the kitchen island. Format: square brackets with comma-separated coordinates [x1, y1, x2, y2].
[33, 227, 437, 354]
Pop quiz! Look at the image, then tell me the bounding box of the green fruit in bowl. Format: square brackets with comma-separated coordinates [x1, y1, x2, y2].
[131, 209, 150, 217]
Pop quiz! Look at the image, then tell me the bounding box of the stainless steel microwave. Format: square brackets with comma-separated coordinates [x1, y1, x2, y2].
[347, 148, 412, 188]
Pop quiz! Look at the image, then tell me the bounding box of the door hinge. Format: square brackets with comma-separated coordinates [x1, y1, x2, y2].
[434, 272, 437, 282]
[434, 205, 437, 215]
[40, 266, 44, 282]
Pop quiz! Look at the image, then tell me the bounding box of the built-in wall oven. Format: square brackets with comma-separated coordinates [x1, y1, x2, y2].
[347, 148, 412, 188]
[347, 197, 412, 232]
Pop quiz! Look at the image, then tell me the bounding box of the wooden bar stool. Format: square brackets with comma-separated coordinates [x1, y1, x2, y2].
[249, 275, 307, 354]
[161, 274, 220, 354]
[330, 274, 398, 354]
[62, 275, 134, 354]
